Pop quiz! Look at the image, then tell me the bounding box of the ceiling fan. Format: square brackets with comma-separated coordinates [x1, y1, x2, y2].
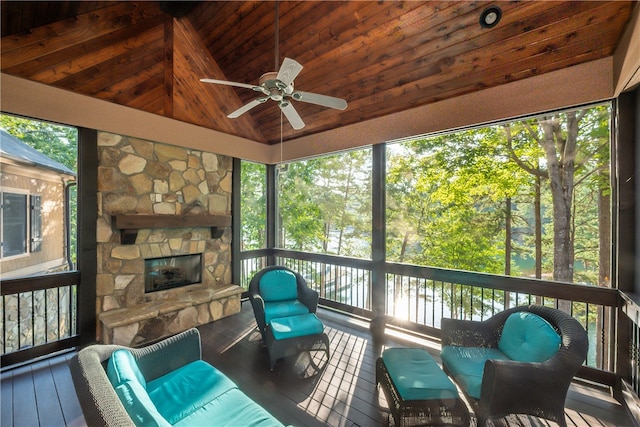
[200, 58, 347, 131]
[199, 3, 347, 131]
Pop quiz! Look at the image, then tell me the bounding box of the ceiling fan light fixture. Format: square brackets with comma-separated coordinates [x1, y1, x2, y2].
[480, 6, 502, 29]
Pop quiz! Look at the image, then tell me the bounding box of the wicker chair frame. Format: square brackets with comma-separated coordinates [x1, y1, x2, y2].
[69, 328, 202, 427]
[248, 265, 329, 370]
[440, 305, 588, 427]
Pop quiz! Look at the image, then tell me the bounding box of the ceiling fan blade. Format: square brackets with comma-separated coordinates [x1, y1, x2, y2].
[293, 91, 348, 110]
[227, 97, 269, 118]
[279, 101, 305, 130]
[276, 58, 303, 86]
[200, 78, 258, 91]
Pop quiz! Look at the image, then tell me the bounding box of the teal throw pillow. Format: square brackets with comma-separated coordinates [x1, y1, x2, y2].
[114, 381, 170, 427]
[107, 349, 147, 389]
[498, 311, 561, 363]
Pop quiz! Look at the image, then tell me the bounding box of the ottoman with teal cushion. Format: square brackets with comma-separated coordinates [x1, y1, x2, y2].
[266, 312, 330, 370]
[376, 347, 470, 426]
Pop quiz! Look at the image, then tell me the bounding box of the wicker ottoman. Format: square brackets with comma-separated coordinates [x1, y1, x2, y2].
[376, 347, 470, 426]
[266, 313, 330, 370]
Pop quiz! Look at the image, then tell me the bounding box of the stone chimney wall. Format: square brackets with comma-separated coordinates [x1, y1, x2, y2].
[95, 132, 237, 344]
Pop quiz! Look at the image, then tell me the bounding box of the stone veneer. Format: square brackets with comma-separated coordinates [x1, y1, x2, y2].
[96, 132, 241, 346]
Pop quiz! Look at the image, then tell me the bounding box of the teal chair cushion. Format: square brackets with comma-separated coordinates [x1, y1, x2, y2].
[270, 313, 324, 341]
[441, 346, 510, 399]
[147, 360, 237, 425]
[259, 269, 299, 302]
[498, 312, 561, 363]
[113, 380, 170, 427]
[264, 300, 310, 324]
[174, 388, 285, 427]
[382, 348, 459, 400]
[107, 349, 147, 388]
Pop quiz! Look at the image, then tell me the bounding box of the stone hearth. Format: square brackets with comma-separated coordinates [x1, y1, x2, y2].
[99, 284, 242, 346]
[96, 131, 240, 346]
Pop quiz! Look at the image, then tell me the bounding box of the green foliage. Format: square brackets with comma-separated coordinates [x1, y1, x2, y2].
[277, 149, 372, 256]
[240, 161, 267, 250]
[386, 104, 610, 290]
[1, 114, 78, 171]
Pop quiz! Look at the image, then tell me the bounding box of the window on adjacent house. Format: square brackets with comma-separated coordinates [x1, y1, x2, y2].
[2, 192, 28, 257]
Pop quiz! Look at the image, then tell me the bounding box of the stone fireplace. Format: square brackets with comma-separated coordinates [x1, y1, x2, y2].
[95, 131, 242, 346]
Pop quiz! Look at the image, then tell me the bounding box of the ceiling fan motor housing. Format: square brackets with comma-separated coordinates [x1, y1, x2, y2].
[259, 72, 294, 101]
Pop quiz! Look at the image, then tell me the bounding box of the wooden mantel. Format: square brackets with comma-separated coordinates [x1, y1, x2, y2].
[112, 214, 231, 244]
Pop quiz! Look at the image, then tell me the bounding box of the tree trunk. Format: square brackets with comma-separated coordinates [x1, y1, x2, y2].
[535, 174, 542, 279]
[538, 114, 578, 284]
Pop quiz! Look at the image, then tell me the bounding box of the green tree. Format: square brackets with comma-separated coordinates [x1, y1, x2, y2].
[278, 150, 371, 257]
[1, 114, 77, 171]
[240, 161, 266, 250]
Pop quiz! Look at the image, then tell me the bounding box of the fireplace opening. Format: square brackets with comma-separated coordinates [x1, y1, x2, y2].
[144, 253, 202, 293]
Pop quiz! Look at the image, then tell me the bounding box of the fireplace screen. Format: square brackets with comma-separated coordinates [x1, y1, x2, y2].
[144, 254, 202, 293]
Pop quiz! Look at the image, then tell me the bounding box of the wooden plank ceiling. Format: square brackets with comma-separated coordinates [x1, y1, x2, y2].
[1, 1, 635, 145]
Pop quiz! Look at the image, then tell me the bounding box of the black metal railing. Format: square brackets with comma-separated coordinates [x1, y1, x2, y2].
[240, 249, 621, 387]
[1, 271, 80, 367]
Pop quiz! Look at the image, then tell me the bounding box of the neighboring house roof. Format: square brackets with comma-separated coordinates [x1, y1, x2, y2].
[0, 129, 76, 176]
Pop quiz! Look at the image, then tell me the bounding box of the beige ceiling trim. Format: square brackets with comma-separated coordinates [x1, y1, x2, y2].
[278, 57, 614, 163]
[0, 73, 270, 162]
[1, 55, 615, 166]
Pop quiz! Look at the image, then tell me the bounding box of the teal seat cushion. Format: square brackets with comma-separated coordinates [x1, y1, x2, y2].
[270, 313, 324, 341]
[441, 346, 509, 399]
[264, 300, 309, 324]
[113, 380, 170, 427]
[173, 388, 284, 427]
[108, 349, 147, 388]
[260, 270, 299, 302]
[498, 312, 561, 363]
[382, 348, 459, 401]
[147, 360, 237, 425]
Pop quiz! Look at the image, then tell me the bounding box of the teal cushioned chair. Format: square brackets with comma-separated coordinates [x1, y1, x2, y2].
[249, 265, 330, 370]
[249, 266, 320, 341]
[440, 305, 588, 427]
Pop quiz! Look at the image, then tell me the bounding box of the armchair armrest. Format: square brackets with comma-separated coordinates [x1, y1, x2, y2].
[298, 284, 319, 313]
[441, 317, 500, 347]
[249, 293, 268, 333]
[478, 358, 570, 425]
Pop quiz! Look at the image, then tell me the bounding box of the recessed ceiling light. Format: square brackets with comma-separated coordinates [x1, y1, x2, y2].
[480, 6, 502, 29]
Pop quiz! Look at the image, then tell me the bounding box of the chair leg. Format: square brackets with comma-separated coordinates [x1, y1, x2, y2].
[322, 334, 330, 361]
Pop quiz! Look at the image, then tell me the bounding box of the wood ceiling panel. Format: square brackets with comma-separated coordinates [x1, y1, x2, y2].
[172, 17, 266, 142]
[1, 2, 161, 69]
[0, 1, 114, 38]
[6, 21, 165, 84]
[0, 1, 635, 145]
[54, 38, 164, 94]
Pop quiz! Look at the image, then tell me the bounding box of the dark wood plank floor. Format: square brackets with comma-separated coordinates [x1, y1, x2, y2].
[0, 302, 633, 426]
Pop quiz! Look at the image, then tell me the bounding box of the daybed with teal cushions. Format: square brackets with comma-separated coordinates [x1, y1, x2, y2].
[440, 305, 588, 427]
[70, 328, 286, 427]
